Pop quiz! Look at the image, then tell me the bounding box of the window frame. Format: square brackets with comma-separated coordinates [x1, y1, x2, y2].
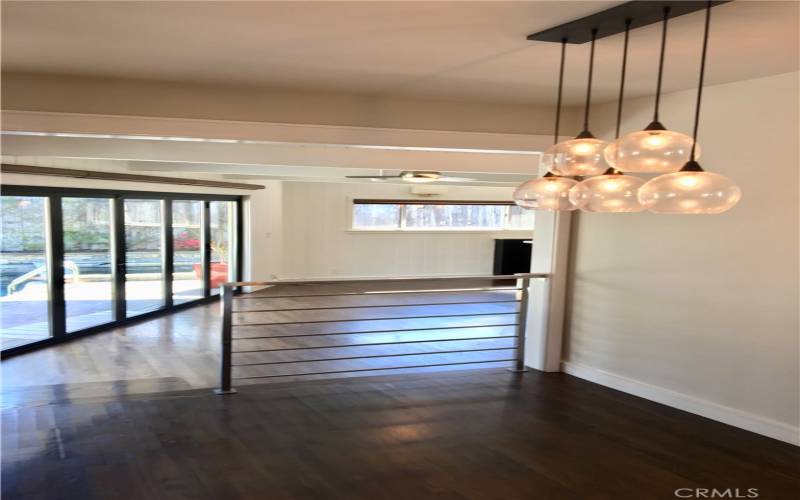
[0, 185, 243, 357]
[349, 199, 534, 233]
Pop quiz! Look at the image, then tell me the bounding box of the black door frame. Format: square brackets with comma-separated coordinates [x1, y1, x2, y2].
[0, 185, 244, 358]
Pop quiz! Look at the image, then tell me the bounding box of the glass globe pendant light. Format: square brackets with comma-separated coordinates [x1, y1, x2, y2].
[605, 7, 697, 173]
[639, 1, 741, 214]
[514, 172, 580, 211]
[542, 29, 608, 177]
[514, 38, 579, 211]
[571, 19, 645, 213]
[571, 172, 645, 212]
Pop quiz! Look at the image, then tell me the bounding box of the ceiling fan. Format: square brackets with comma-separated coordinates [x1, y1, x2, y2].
[345, 170, 475, 183]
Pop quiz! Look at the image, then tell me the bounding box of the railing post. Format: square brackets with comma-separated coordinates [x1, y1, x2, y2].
[215, 284, 238, 394]
[509, 277, 531, 373]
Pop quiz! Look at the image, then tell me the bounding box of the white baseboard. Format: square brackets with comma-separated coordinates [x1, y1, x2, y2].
[561, 361, 799, 446]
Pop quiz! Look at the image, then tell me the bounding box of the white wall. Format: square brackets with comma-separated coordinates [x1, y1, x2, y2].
[279, 181, 532, 279]
[564, 72, 799, 443]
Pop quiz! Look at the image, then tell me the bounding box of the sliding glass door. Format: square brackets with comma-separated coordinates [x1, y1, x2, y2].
[172, 200, 204, 305]
[124, 199, 166, 317]
[63, 197, 114, 332]
[0, 186, 242, 354]
[210, 201, 237, 295]
[0, 196, 51, 349]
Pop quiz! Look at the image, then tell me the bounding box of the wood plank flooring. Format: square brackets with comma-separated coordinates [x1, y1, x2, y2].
[3, 279, 798, 499]
[3, 369, 799, 499]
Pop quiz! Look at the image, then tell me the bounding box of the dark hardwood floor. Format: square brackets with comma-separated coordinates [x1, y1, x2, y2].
[3, 280, 799, 499]
[3, 369, 799, 500]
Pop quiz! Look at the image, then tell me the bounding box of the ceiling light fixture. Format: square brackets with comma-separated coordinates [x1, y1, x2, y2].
[638, 1, 741, 214]
[345, 170, 476, 183]
[605, 6, 697, 173]
[514, 38, 580, 211]
[570, 19, 646, 213]
[400, 171, 440, 183]
[542, 29, 608, 177]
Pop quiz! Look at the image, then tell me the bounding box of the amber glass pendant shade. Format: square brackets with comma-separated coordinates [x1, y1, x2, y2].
[605, 122, 699, 173]
[513, 173, 580, 211]
[542, 132, 608, 177]
[570, 169, 645, 213]
[638, 161, 741, 214]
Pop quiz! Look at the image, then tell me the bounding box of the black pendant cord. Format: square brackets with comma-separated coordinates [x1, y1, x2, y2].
[652, 6, 671, 124]
[543, 38, 568, 179]
[614, 19, 632, 139]
[688, 1, 712, 165]
[553, 38, 567, 145]
[605, 19, 633, 177]
[580, 28, 598, 133]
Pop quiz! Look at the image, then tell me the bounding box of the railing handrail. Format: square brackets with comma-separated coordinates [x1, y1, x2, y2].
[8, 260, 81, 294]
[221, 273, 549, 289]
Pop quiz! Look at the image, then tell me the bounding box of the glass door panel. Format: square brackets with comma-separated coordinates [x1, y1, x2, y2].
[210, 201, 237, 295]
[0, 196, 51, 349]
[124, 199, 165, 317]
[63, 197, 114, 332]
[172, 200, 204, 304]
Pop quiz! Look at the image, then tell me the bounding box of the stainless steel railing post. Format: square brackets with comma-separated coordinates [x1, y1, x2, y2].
[215, 284, 238, 394]
[508, 276, 531, 373]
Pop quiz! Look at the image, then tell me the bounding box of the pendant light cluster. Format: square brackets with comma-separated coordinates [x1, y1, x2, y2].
[515, 1, 741, 215]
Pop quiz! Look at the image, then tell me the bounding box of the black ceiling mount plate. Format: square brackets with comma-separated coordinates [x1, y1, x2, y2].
[527, 1, 730, 44]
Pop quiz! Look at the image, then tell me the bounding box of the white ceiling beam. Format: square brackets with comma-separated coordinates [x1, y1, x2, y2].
[1, 110, 551, 151]
[0, 134, 542, 175]
[115, 162, 527, 185]
[126, 162, 377, 177]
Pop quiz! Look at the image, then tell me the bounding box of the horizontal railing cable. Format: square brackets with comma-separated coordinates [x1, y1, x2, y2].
[235, 287, 522, 300]
[233, 311, 519, 327]
[232, 335, 516, 353]
[233, 347, 516, 367]
[232, 359, 517, 380]
[232, 323, 519, 341]
[233, 299, 519, 313]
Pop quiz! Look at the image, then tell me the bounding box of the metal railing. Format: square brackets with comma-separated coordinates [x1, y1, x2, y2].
[215, 273, 547, 394]
[8, 261, 81, 294]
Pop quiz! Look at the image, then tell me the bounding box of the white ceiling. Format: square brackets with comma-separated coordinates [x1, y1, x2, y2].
[2, 1, 798, 106]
